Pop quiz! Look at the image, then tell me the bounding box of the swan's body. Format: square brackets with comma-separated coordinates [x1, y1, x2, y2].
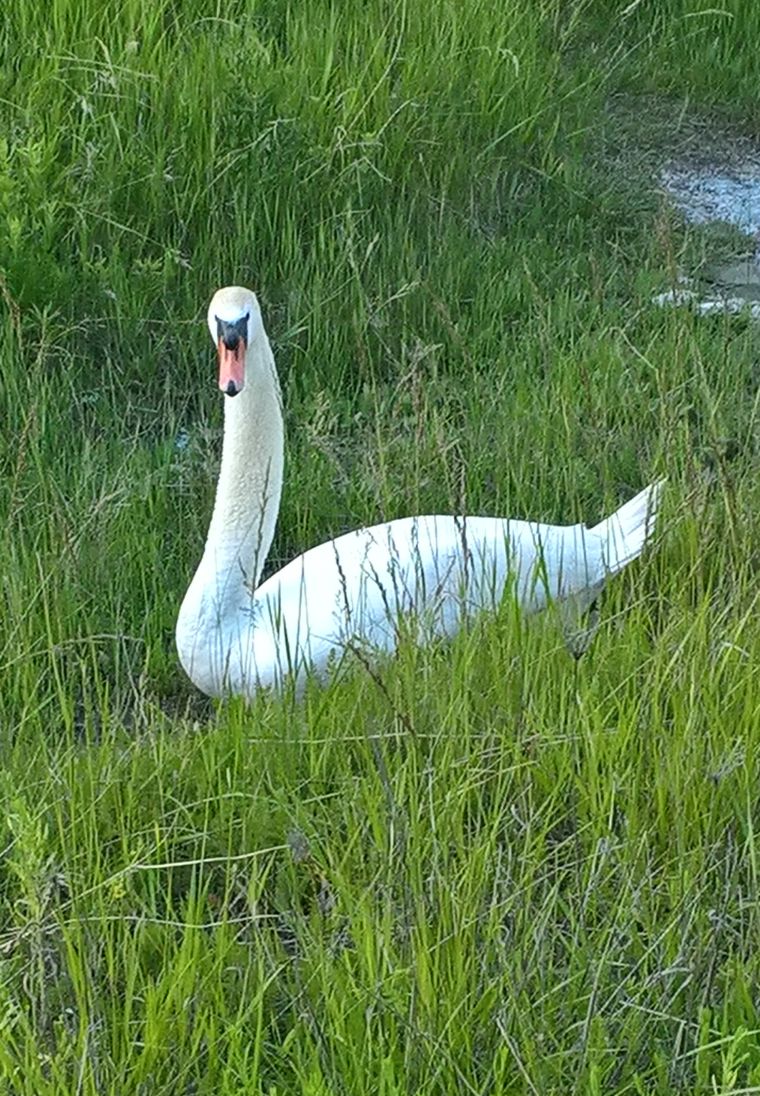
[176, 287, 662, 698]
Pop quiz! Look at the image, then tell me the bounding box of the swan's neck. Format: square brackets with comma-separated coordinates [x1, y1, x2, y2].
[196, 334, 284, 612]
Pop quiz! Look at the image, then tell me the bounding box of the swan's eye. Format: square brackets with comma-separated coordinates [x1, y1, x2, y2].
[216, 312, 249, 350]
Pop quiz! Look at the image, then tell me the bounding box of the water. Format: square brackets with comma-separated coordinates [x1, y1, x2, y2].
[661, 163, 760, 235]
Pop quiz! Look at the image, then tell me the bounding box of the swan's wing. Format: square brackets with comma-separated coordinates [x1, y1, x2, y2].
[250, 515, 610, 684]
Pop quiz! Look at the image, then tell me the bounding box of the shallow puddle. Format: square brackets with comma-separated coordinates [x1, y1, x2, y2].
[655, 156, 760, 318]
[661, 163, 760, 234]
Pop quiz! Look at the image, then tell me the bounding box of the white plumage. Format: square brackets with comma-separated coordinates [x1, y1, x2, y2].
[176, 287, 662, 698]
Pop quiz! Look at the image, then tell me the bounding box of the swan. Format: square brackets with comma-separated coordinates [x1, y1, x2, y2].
[176, 286, 662, 698]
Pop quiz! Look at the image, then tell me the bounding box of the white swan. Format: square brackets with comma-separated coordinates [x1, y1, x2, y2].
[176, 286, 662, 698]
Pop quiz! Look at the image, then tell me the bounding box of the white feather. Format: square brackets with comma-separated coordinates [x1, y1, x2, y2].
[177, 287, 662, 697]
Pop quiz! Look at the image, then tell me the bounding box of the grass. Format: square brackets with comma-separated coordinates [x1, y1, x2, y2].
[1, 0, 760, 1091]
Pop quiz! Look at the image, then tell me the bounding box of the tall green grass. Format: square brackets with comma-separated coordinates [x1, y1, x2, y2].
[587, 0, 760, 114]
[1, 0, 759, 1092]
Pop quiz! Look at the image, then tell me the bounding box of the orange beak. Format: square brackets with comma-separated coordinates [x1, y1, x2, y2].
[218, 339, 246, 396]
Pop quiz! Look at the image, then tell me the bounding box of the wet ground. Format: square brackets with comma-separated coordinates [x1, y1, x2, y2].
[661, 163, 760, 235]
[649, 117, 760, 317]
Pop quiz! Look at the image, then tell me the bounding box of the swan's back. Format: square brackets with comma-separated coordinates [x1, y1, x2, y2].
[243, 514, 608, 693]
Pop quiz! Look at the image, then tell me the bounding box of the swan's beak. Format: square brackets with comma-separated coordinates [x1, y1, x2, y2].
[218, 338, 246, 397]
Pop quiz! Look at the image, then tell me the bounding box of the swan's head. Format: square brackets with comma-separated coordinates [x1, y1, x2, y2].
[207, 286, 263, 397]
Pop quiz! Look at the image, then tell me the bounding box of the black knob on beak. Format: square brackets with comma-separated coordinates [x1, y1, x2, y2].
[216, 313, 250, 351]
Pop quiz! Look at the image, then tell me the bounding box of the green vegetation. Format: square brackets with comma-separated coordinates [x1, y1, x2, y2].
[1, 0, 759, 1091]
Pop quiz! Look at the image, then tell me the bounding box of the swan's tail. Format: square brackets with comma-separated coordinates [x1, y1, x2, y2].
[591, 479, 664, 575]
